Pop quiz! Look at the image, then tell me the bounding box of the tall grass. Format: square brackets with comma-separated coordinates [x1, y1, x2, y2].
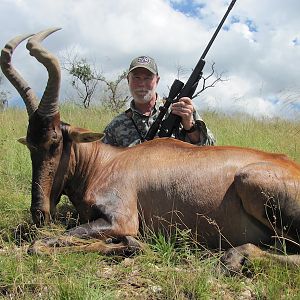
[204, 111, 300, 161]
[0, 106, 300, 299]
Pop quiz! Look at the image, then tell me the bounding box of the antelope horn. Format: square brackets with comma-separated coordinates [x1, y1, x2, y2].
[26, 27, 62, 117]
[0, 33, 38, 117]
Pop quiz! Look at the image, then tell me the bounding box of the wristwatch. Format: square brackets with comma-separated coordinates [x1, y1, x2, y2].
[185, 123, 197, 133]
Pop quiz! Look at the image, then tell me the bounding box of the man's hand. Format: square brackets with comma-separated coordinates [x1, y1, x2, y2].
[171, 97, 195, 130]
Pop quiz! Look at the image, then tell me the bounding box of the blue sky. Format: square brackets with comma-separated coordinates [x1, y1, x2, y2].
[170, 0, 205, 18]
[0, 0, 299, 120]
[293, 38, 300, 46]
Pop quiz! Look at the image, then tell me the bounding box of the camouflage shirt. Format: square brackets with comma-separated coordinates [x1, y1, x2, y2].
[102, 97, 216, 147]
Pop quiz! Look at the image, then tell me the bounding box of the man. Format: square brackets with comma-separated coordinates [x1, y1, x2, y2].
[102, 55, 215, 147]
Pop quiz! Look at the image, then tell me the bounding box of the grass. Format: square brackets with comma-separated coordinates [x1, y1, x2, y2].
[205, 111, 300, 161]
[0, 105, 300, 299]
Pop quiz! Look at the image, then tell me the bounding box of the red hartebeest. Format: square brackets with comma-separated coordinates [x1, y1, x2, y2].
[1, 28, 300, 272]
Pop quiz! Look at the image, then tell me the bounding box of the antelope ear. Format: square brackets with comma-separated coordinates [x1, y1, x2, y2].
[18, 137, 28, 145]
[68, 126, 104, 143]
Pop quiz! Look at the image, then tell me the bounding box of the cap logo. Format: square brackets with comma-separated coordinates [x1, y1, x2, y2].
[137, 56, 151, 64]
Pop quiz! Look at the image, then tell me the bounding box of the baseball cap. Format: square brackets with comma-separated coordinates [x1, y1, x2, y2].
[128, 55, 158, 75]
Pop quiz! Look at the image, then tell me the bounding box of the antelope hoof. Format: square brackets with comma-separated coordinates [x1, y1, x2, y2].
[122, 236, 144, 256]
[105, 236, 144, 256]
[220, 246, 254, 277]
[27, 236, 75, 255]
[27, 239, 52, 255]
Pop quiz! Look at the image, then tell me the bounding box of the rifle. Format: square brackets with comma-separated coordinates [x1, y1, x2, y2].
[144, 0, 237, 140]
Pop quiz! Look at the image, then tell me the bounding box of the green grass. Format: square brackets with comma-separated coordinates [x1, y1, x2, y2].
[205, 111, 300, 161]
[0, 105, 300, 299]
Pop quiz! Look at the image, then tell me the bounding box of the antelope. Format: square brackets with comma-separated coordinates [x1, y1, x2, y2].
[1, 28, 300, 272]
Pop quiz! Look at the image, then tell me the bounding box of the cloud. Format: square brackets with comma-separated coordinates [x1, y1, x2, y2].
[0, 0, 299, 120]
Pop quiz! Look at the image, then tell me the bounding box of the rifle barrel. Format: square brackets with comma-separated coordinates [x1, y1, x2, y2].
[201, 0, 237, 60]
[144, 0, 238, 140]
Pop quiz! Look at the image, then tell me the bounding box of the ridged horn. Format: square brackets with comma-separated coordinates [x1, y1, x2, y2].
[0, 33, 38, 117]
[26, 27, 62, 117]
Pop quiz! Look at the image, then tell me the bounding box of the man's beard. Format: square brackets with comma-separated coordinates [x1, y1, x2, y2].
[131, 88, 155, 104]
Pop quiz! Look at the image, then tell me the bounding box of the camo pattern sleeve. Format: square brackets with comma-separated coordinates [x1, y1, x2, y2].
[195, 110, 216, 145]
[179, 110, 216, 146]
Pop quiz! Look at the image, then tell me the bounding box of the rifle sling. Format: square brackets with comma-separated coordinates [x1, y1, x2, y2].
[125, 108, 145, 142]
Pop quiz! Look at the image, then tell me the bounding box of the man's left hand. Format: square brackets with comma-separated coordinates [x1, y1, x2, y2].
[171, 97, 195, 130]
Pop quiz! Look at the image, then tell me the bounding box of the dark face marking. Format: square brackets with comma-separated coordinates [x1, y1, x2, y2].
[26, 112, 64, 225]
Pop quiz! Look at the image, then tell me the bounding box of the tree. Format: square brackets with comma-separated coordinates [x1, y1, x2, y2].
[192, 62, 227, 99]
[62, 52, 130, 111]
[98, 71, 131, 112]
[0, 72, 9, 110]
[62, 52, 101, 108]
[172, 61, 227, 99]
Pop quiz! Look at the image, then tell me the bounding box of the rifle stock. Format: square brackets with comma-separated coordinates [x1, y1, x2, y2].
[144, 0, 237, 140]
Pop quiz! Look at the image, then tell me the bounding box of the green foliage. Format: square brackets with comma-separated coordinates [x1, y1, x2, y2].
[63, 54, 130, 111]
[0, 106, 300, 299]
[70, 59, 94, 85]
[100, 70, 130, 112]
[0, 72, 9, 110]
[66, 58, 100, 108]
[150, 232, 177, 265]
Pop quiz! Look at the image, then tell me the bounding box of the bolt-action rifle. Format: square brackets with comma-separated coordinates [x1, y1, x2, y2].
[144, 0, 237, 141]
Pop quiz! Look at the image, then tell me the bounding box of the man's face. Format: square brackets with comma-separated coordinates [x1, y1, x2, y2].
[128, 68, 160, 104]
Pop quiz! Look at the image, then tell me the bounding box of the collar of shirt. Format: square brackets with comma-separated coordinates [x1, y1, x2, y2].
[129, 94, 164, 117]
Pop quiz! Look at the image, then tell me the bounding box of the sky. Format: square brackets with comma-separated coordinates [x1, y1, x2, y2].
[0, 0, 299, 120]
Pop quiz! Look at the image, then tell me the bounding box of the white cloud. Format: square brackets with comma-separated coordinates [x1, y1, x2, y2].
[0, 0, 299, 120]
[231, 23, 256, 43]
